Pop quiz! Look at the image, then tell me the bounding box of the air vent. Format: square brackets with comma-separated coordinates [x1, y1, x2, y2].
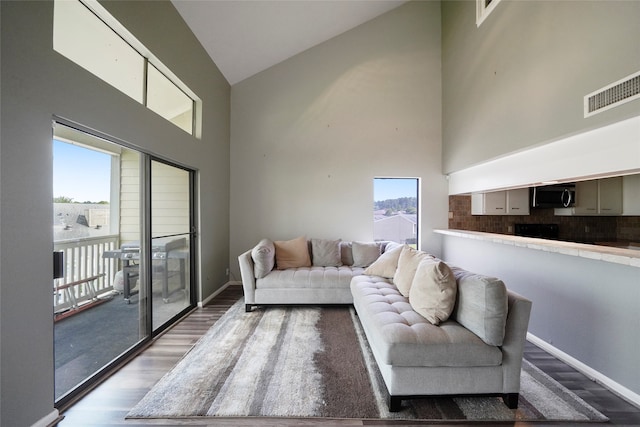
[584, 71, 640, 117]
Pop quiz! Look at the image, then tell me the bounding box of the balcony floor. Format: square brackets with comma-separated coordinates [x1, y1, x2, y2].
[54, 277, 190, 401]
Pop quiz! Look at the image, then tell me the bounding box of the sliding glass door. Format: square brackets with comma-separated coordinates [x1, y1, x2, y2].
[149, 159, 195, 331]
[53, 123, 196, 406]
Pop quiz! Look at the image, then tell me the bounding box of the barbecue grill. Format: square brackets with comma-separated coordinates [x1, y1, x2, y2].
[104, 237, 187, 303]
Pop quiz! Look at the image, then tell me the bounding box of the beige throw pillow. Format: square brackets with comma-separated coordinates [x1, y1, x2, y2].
[409, 259, 457, 325]
[363, 244, 404, 278]
[274, 236, 311, 269]
[393, 246, 434, 297]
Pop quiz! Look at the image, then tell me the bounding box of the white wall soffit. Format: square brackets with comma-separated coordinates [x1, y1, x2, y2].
[447, 115, 640, 195]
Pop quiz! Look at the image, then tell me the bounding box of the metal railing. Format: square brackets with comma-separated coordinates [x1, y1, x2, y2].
[53, 235, 119, 313]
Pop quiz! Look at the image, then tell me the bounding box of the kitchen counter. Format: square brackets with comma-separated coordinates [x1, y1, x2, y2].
[434, 229, 640, 268]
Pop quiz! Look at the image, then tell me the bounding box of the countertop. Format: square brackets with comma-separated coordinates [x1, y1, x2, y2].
[434, 229, 640, 268]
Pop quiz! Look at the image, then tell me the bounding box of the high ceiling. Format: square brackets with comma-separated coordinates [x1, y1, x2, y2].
[171, 0, 407, 85]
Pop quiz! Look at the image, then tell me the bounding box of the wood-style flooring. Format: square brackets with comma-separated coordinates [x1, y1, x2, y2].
[56, 284, 640, 426]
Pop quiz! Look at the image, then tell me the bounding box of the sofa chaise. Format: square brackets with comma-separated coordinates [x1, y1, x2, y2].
[238, 237, 532, 411]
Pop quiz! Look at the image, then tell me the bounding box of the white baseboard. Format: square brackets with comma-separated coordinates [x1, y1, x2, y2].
[198, 281, 241, 307]
[527, 333, 640, 407]
[32, 409, 60, 427]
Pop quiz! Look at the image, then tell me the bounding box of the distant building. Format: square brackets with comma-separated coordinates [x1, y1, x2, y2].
[373, 213, 417, 245]
[53, 203, 111, 241]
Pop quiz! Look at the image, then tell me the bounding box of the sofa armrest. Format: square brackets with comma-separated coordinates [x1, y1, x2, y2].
[238, 249, 256, 306]
[500, 290, 532, 393]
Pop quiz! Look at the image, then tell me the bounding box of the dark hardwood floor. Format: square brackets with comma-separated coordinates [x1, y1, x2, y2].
[56, 284, 640, 426]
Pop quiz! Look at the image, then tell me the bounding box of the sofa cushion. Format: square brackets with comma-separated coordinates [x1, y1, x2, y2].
[352, 241, 381, 267]
[449, 265, 508, 346]
[311, 238, 342, 267]
[251, 238, 275, 279]
[257, 266, 365, 289]
[363, 244, 404, 278]
[393, 246, 434, 297]
[351, 275, 502, 367]
[274, 236, 311, 270]
[409, 259, 457, 325]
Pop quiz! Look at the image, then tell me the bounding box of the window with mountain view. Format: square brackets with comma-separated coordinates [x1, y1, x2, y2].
[373, 178, 419, 248]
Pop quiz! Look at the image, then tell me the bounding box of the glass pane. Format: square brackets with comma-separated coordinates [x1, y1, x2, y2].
[53, 126, 148, 402]
[147, 64, 194, 134]
[150, 160, 192, 330]
[373, 178, 419, 248]
[53, 0, 144, 103]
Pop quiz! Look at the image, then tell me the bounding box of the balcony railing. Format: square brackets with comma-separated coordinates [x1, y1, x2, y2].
[53, 235, 119, 314]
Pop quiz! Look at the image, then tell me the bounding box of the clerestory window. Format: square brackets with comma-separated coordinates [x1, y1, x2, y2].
[53, 0, 198, 136]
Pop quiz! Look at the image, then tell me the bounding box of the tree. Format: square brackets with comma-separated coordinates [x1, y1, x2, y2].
[54, 196, 74, 203]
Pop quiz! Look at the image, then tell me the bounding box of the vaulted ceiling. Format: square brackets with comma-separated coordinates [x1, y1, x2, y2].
[171, 0, 407, 85]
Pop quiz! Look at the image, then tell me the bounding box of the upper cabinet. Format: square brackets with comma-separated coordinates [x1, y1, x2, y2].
[622, 174, 640, 215]
[472, 188, 530, 215]
[555, 177, 622, 216]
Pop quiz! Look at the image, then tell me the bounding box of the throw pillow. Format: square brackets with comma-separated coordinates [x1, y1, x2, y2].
[311, 238, 342, 267]
[274, 236, 311, 270]
[363, 244, 404, 278]
[409, 259, 457, 325]
[340, 241, 354, 266]
[393, 246, 435, 297]
[251, 238, 275, 278]
[352, 242, 381, 267]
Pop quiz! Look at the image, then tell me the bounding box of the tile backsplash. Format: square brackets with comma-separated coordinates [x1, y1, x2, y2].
[449, 195, 640, 243]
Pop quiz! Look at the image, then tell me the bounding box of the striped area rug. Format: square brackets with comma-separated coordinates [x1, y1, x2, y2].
[127, 300, 608, 422]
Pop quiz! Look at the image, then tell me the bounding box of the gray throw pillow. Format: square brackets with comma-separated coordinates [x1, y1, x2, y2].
[251, 238, 275, 278]
[352, 242, 381, 267]
[311, 238, 342, 267]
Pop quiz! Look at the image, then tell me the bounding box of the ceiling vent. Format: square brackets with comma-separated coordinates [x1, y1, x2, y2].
[584, 71, 640, 117]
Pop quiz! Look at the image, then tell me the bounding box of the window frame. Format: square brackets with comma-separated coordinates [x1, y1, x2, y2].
[476, 0, 503, 27]
[373, 177, 420, 249]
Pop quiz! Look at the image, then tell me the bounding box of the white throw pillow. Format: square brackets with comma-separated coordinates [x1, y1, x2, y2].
[409, 259, 457, 325]
[393, 246, 434, 297]
[363, 244, 404, 278]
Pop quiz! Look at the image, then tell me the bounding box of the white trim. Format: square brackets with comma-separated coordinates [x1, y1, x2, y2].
[527, 333, 640, 407]
[30, 409, 60, 427]
[198, 281, 238, 308]
[447, 115, 640, 195]
[476, 0, 503, 27]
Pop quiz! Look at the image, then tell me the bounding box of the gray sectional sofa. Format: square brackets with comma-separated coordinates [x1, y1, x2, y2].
[238, 237, 532, 411]
[238, 237, 394, 312]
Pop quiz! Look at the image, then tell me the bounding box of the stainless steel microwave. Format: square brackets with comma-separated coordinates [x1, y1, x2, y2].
[530, 184, 575, 208]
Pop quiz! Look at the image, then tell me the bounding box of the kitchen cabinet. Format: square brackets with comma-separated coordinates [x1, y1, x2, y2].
[622, 174, 640, 215]
[555, 177, 622, 216]
[472, 188, 530, 215]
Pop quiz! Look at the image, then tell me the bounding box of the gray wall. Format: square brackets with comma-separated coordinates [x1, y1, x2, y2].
[229, 1, 447, 278]
[0, 1, 230, 425]
[442, 0, 640, 174]
[441, 235, 640, 399]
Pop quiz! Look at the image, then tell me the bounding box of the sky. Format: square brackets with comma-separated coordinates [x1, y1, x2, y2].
[374, 178, 418, 202]
[53, 139, 111, 203]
